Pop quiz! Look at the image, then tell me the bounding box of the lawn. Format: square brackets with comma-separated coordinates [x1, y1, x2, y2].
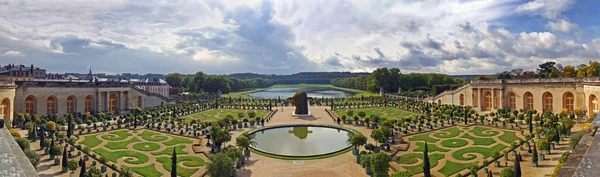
[409, 133, 439, 143]
[133, 142, 161, 151]
[461, 134, 495, 146]
[140, 130, 168, 142]
[181, 109, 269, 123]
[105, 137, 141, 150]
[93, 148, 150, 164]
[438, 160, 471, 176]
[80, 134, 102, 148]
[163, 136, 193, 146]
[101, 130, 131, 141]
[396, 153, 445, 175]
[156, 156, 206, 177]
[414, 142, 449, 152]
[451, 144, 507, 161]
[333, 107, 420, 120]
[131, 164, 163, 177]
[433, 127, 461, 139]
[440, 139, 469, 148]
[152, 145, 188, 156]
[471, 126, 500, 137]
[498, 131, 522, 144]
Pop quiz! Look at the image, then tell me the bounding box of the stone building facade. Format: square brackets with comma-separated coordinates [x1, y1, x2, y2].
[427, 78, 600, 116]
[0, 79, 171, 120]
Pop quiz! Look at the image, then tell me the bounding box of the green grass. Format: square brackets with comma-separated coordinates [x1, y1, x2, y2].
[498, 131, 522, 144]
[156, 156, 205, 177]
[438, 160, 471, 176]
[249, 145, 353, 160]
[181, 109, 269, 123]
[132, 142, 161, 152]
[80, 135, 102, 148]
[140, 130, 168, 142]
[163, 136, 193, 146]
[93, 148, 149, 164]
[131, 164, 162, 177]
[414, 142, 449, 152]
[461, 134, 495, 146]
[409, 133, 439, 143]
[152, 145, 188, 156]
[397, 153, 445, 175]
[452, 144, 507, 161]
[471, 126, 500, 137]
[433, 127, 461, 139]
[440, 139, 469, 148]
[333, 107, 420, 120]
[105, 137, 141, 150]
[101, 130, 131, 141]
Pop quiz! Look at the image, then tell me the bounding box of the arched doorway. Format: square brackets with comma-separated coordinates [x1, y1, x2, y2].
[438, 100, 441, 105]
[25, 95, 36, 115]
[484, 91, 492, 111]
[1, 98, 10, 120]
[85, 95, 94, 113]
[47, 96, 56, 114]
[459, 94, 465, 106]
[137, 96, 142, 108]
[508, 92, 516, 109]
[563, 92, 574, 112]
[109, 93, 117, 114]
[524, 92, 534, 111]
[590, 94, 598, 115]
[67, 95, 77, 114]
[543, 92, 553, 112]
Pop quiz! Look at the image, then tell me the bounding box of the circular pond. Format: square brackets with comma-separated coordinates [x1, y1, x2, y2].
[249, 125, 353, 157]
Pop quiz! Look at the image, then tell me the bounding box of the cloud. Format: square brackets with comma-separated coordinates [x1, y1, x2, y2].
[546, 19, 578, 33]
[0, 0, 597, 75]
[1, 50, 25, 57]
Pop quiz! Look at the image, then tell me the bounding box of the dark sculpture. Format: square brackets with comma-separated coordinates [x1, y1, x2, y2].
[292, 90, 309, 114]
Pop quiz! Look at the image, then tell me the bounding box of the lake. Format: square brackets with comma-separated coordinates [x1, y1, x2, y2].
[247, 86, 356, 98]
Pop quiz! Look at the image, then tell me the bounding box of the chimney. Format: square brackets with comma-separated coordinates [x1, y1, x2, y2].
[30, 64, 34, 77]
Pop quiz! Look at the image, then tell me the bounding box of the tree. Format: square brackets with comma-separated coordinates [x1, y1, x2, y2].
[46, 121, 57, 132]
[532, 143, 539, 165]
[370, 129, 386, 146]
[119, 166, 133, 177]
[67, 115, 72, 138]
[391, 171, 413, 177]
[15, 137, 30, 151]
[79, 158, 86, 177]
[207, 153, 234, 177]
[84, 166, 103, 177]
[528, 113, 533, 134]
[236, 135, 250, 150]
[62, 146, 68, 169]
[537, 140, 549, 154]
[67, 159, 78, 173]
[165, 73, 184, 87]
[499, 167, 514, 177]
[348, 133, 367, 150]
[171, 149, 177, 177]
[423, 142, 431, 177]
[370, 152, 391, 177]
[514, 153, 521, 177]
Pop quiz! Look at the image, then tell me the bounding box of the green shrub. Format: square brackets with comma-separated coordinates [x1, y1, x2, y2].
[15, 137, 31, 151]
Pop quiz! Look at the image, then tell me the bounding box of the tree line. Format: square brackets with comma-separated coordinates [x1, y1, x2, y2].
[494, 61, 600, 79]
[330, 68, 459, 94]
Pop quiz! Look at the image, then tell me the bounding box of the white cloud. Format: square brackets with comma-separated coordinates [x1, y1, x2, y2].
[1, 50, 24, 57]
[546, 19, 578, 33]
[515, 0, 574, 19]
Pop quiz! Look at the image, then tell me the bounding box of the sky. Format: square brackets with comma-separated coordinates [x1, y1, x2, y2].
[0, 0, 599, 75]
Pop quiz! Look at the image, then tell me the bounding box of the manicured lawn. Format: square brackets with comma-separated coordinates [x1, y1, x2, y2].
[397, 153, 445, 175]
[181, 109, 269, 123]
[433, 127, 461, 139]
[438, 160, 470, 176]
[152, 145, 188, 156]
[132, 142, 161, 152]
[101, 130, 131, 141]
[80, 134, 102, 148]
[440, 139, 469, 148]
[93, 148, 149, 164]
[131, 164, 162, 177]
[409, 133, 438, 143]
[163, 136, 193, 146]
[156, 156, 205, 177]
[140, 130, 168, 142]
[471, 126, 500, 137]
[451, 144, 507, 161]
[461, 134, 495, 146]
[105, 137, 141, 150]
[498, 131, 522, 144]
[333, 107, 420, 120]
[414, 142, 449, 152]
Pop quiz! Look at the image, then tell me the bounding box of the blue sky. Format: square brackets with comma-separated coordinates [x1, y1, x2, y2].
[0, 0, 599, 75]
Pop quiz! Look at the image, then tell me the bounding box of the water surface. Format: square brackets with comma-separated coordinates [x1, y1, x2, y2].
[248, 86, 356, 98]
[250, 126, 352, 156]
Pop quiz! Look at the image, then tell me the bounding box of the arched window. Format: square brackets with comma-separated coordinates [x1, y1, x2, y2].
[85, 95, 93, 113]
[109, 93, 117, 114]
[67, 95, 76, 113]
[1, 98, 10, 119]
[25, 96, 36, 114]
[508, 92, 516, 109]
[484, 91, 492, 111]
[47, 96, 56, 114]
[137, 96, 142, 108]
[459, 94, 465, 106]
[524, 92, 534, 110]
[563, 92, 574, 112]
[438, 100, 441, 105]
[590, 94, 598, 115]
[543, 92, 553, 112]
